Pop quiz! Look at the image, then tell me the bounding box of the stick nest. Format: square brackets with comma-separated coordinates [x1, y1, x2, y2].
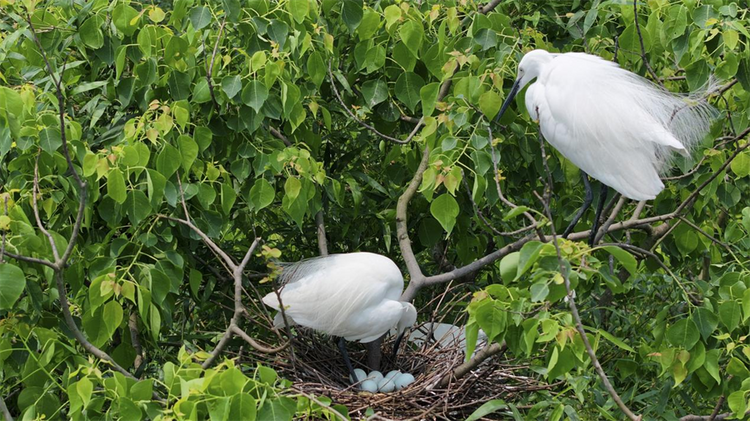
[259, 325, 551, 420]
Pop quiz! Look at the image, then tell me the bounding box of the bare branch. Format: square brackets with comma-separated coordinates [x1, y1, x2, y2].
[33, 152, 60, 261]
[0, 395, 12, 421]
[327, 61, 422, 145]
[205, 17, 226, 114]
[162, 215, 238, 272]
[397, 146, 430, 300]
[231, 325, 288, 353]
[461, 172, 536, 237]
[129, 312, 144, 372]
[269, 126, 293, 147]
[315, 210, 328, 256]
[537, 133, 641, 421]
[633, 0, 662, 87]
[437, 342, 506, 388]
[594, 195, 626, 244]
[56, 272, 135, 378]
[0, 251, 57, 269]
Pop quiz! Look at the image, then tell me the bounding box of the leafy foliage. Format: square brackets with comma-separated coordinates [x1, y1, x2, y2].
[0, 0, 749, 419]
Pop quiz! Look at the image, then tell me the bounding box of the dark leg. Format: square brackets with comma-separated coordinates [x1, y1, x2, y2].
[589, 184, 609, 246]
[562, 171, 594, 238]
[337, 337, 358, 385]
[390, 330, 406, 365]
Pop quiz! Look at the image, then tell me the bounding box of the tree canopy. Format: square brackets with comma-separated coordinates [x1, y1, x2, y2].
[0, 0, 749, 419]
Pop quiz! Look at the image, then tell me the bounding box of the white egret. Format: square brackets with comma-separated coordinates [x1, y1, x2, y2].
[262, 252, 418, 385]
[496, 49, 715, 245]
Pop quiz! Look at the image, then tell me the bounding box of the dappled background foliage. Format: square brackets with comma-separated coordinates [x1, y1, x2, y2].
[0, 0, 749, 419]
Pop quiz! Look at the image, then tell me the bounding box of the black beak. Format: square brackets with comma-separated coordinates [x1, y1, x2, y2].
[390, 330, 407, 363]
[494, 78, 521, 124]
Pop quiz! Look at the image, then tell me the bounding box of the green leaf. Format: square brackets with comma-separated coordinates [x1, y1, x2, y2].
[395, 72, 425, 113]
[730, 152, 750, 178]
[465, 399, 507, 421]
[499, 252, 519, 284]
[79, 17, 104, 49]
[107, 168, 127, 204]
[516, 241, 548, 279]
[503, 206, 529, 221]
[241, 81, 269, 112]
[473, 28, 497, 51]
[71, 81, 108, 96]
[399, 20, 424, 57]
[530, 282, 549, 302]
[102, 300, 123, 342]
[475, 300, 506, 342]
[719, 300, 741, 332]
[156, 144, 181, 179]
[221, 183, 236, 215]
[430, 194, 459, 235]
[307, 52, 326, 87]
[168, 71, 191, 101]
[0, 264, 26, 310]
[113, 4, 139, 36]
[39, 127, 62, 154]
[288, 0, 309, 24]
[361, 79, 388, 108]
[357, 10, 380, 40]
[692, 307, 719, 341]
[189, 6, 212, 30]
[597, 328, 635, 353]
[341, 0, 363, 33]
[420, 82, 439, 117]
[601, 245, 637, 275]
[666, 318, 700, 350]
[229, 393, 257, 421]
[478, 90, 502, 119]
[250, 179, 275, 211]
[727, 391, 748, 417]
[124, 190, 152, 226]
[222, 75, 242, 99]
[284, 177, 301, 201]
[177, 135, 199, 172]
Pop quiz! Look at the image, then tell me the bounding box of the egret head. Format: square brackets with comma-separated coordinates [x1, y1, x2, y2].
[397, 303, 418, 335]
[495, 49, 553, 123]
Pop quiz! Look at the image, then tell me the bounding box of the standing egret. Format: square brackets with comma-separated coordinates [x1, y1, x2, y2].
[495, 49, 715, 245]
[262, 252, 417, 385]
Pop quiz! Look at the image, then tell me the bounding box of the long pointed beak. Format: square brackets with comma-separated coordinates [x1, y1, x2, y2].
[391, 330, 407, 362]
[494, 78, 521, 124]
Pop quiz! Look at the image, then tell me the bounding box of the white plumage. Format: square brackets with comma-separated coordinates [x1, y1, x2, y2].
[262, 252, 417, 343]
[500, 49, 715, 201]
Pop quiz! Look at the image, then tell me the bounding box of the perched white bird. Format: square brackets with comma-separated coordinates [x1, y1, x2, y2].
[496, 49, 715, 244]
[262, 252, 417, 384]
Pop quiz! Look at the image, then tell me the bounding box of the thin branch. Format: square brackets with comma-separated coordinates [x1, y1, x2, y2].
[315, 210, 328, 256]
[205, 17, 226, 114]
[594, 195, 626, 245]
[230, 325, 287, 354]
[0, 395, 12, 421]
[1, 197, 7, 264]
[708, 396, 727, 421]
[538, 133, 641, 421]
[56, 272, 135, 377]
[633, 0, 662, 87]
[129, 312, 144, 372]
[269, 126, 293, 147]
[32, 153, 60, 261]
[437, 342, 506, 388]
[0, 251, 57, 269]
[488, 124, 540, 234]
[327, 61, 422, 145]
[461, 173, 536, 238]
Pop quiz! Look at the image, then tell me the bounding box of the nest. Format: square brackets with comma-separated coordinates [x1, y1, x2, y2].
[258, 324, 554, 421]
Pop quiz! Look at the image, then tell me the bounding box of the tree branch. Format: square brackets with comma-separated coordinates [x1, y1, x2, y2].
[633, 0, 662, 87]
[0, 395, 12, 421]
[269, 126, 293, 147]
[315, 210, 328, 256]
[437, 342, 506, 388]
[204, 17, 226, 114]
[327, 61, 422, 145]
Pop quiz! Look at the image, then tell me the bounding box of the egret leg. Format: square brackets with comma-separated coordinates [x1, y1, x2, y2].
[589, 184, 609, 246]
[337, 337, 358, 385]
[562, 172, 594, 238]
[390, 330, 407, 364]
